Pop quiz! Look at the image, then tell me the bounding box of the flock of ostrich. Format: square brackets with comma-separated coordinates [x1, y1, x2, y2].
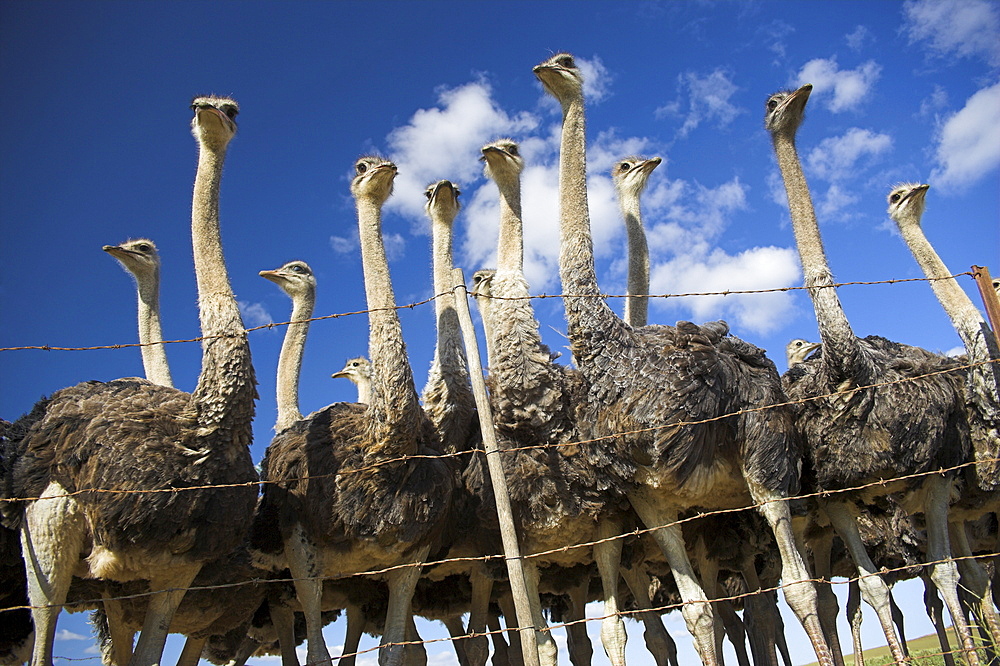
[0, 52, 998, 666]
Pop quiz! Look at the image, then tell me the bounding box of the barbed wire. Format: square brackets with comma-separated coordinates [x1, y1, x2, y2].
[0, 272, 975, 353]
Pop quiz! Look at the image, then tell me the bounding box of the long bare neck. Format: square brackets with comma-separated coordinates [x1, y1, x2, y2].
[191, 143, 256, 434]
[495, 172, 524, 276]
[557, 94, 625, 361]
[423, 209, 473, 447]
[772, 130, 866, 381]
[274, 289, 315, 432]
[897, 220, 998, 362]
[135, 269, 174, 387]
[620, 191, 649, 328]
[356, 196, 421, 453]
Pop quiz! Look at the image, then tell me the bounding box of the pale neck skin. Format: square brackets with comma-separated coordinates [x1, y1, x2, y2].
[493, 163, 524, 278]
[542, 67, 626, 366]
[273, 281, 315, 433]
[354, 167, 422, 453]
[190, 107, 256, 432]
[423, 182, 473, 447]
[894, 209, 998, 362]
[769, 102, 868, 383]
[135, 267, 174, 388]
[621, 194, 649, 328]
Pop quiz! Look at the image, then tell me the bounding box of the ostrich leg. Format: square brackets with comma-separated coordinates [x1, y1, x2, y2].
[130, 564, 201, 666]
[380, 547, 431, 666]
[822, 501, 907, 665]
[465, 567, 493, 666]
[922, 572, 957, 666]
[565, 576, 595, 666]
[341, 603, 364, 666]
[810, 527, 846, 665]
[846, 580, 865, 666]
[628, 493, 718, 665]
[619, 564, 676, 666]
[923, 476, 982, 666]
[595, 520, 627, 665]
[950, 521, 1000, 647]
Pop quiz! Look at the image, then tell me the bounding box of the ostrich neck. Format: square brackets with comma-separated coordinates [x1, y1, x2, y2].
[897, 221, 999, 362]
[495, 175, 524, 275]
[772, 132, 867, 382]
[356, 196, 421, 452]
[135, 274, 173, 388]
[274, 291, 315, 432]
[423, 211, 473, 444]
[557, 95, 624, 359]
[191, 144, 256, 435]
[620, 195, 650, 328]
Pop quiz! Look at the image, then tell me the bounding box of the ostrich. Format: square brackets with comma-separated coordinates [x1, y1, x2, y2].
[611, 156, 661, 328]
[253, 155, 453, 666]
[786, 339, 820, 368]
[4, 95, 258, 666]
[260, 260, 318, 433]
[473, 136, 677, 666]
[887, 182, 1000, 644]
[103, 239, 174, 388]
[766, 84, 980, 664]
[533, 52, 832, 666]
[332, 357, 373, 404]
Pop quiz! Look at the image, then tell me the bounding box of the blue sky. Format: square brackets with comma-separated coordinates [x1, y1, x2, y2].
[1, 1, 998, 664]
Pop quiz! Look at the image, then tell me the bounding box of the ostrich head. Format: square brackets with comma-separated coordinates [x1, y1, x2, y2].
[332, 356, 372, 383]
[764, 84, 812, 136]
[470, 269, 496, 300]
[786, 338, 821, 367]
[886, 183, 930, 226]
[424, 180, 461, 221]
[533, 53, 583, 103]
[190, 96, 239, 149]
[612, 156, 662, 197]
[480, 138, 524, 182]
[350, 155, 397, 203]
[103, 238, 161, 282]
[259, 260, 316, 300]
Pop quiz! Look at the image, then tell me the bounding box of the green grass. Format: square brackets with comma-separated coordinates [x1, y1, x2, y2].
[801, 626, 994, 666]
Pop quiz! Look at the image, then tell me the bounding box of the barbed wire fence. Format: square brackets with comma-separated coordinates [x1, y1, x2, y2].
[1, 268, 998, 664]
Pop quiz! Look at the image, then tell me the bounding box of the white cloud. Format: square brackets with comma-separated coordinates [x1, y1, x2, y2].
[331, 232, 358, 254]
[577, 55, 613, 103]
[794, 58, 881, 113]
[382, 79, 539, 222]
[903, 0, 1000, 67]
[649, 246, 802, 334]
[930, 81, 1000, 189]
[56, 630, 89, 641]
[919, 85, 949, 117]
[238, 301, 273, 327]
[656, 69, 744, 138]
[845, 25, 872, 52]
[805, 128, 893, 181]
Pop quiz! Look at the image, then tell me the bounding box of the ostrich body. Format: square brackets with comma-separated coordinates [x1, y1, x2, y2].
[5, 96, 258, 666]
[260, 260, 317, 433]
[534, 52, 832, 666]
[767, 84, 978, 664]
[612, 156, 661, 328]
[253, 156, 453, 666]
[332, 357, 372, 404]
[103, 239, 173, 388]
[888, 182, 1000, 644]
[473, 138, 654, 666]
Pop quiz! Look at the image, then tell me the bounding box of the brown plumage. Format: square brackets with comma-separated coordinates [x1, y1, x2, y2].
[534, 52, 831, 666]
[3, 95, 258, 666]
[767, 83, 979, 664]
[253, 156, 453, 666]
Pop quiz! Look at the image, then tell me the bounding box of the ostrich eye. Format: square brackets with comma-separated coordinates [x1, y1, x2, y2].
[890, 193, 901, 203]
[619, 162, 630, 172]
[424, 189, 433, 200]
[508, 145, 519, 156]
[767, 98, 779, 111]
[137, 244, 151, 252]
[356, 162, 368, 175]
[454, 188, 461, 197]
[221, 105, 238, 119]
[557, 55, 574, 67]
